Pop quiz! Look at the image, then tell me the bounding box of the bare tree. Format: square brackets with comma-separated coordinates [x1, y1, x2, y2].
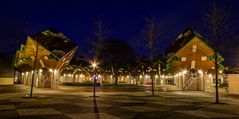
[142, 16, 161, 96]
[90, 18, 109, 60]
[24, 25, 43, 98]
[203, 0, 237, 103]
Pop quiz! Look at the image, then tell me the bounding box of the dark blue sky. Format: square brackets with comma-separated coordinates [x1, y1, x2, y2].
[1, 0, 239, 65]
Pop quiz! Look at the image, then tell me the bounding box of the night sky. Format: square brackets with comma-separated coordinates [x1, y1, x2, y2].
[0, 0, 239, 65]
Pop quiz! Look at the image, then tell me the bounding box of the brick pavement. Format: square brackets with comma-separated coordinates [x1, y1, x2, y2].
[0, 86, 239, 119]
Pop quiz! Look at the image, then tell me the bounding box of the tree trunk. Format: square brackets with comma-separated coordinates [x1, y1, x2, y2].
[115, 75, 118, 85]
[111, 66, 118, 85]
[151, 74, 155, 96]
[30, 39, 38, 98]
[150, 49, 155, 96]
[215, 49, 219, 103]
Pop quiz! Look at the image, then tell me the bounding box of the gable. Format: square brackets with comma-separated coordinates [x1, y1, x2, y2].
[175, 36, 214, 57]
[24, 36, 52, 60]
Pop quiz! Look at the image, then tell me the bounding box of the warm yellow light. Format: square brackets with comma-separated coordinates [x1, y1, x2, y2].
[198, 70, 203, 74]
[139, 75, 142, 78]
[179, 73, 182, 76]
[155, 75, 158, 78]
[92, 62, 97, 68]
[182, 70, 187, 74]
[49, 69, 53, 72]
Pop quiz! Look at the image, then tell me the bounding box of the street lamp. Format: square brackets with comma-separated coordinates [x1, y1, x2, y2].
[92, 62, 97, 68]
[91, 61, 97, 98]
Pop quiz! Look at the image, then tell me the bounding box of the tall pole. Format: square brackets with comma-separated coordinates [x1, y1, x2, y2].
[150, 49, 154, 96]
[93, 67, 96, 98]
[151, 75, 155, 96]
[212, 0, 219, 103]
[52, 69, 54, 88]
[215, 49, 219, 103]
[92, 62, 97, 98]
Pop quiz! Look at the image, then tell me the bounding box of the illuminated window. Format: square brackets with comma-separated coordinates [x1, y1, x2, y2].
[181, 57, 186, 61]
[44, 56, 48, 60]
[201, 56, 207, 61]
[192, 45, 197, 52]
[191, 60, 195, 69]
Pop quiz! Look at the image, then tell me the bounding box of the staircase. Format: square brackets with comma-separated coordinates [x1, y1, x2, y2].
[183, 73, 195, 90]
[38, 71, 51, 88]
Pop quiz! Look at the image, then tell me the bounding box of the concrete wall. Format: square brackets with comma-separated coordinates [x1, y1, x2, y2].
[228, 74, 239, 95]
[0, 78, 14, 85]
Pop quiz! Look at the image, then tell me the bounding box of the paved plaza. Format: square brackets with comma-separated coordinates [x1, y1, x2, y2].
[0, 85, 239, 119]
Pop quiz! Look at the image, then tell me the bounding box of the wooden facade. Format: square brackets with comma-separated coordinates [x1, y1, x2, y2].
[14, 29, 77, 88]
[166, 28, 224, 91]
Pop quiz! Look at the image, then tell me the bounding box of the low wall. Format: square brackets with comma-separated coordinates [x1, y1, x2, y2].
[228, 74, 239, 95]
[0, 78, 14, 85]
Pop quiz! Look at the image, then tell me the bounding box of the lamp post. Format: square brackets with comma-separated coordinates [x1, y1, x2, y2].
[92, 62, 97, 98]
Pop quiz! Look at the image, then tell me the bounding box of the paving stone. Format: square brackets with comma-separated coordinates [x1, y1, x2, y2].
[10, 98, 37, 105]
[171, 104, 202, 111]
[54, 104, 94, 113]
[202, 104, 239, 115]
[0, 110, 18, 118]
[66, 113, 121, 119]
[120, 106, 158, 112]
[16, 101, 44, 108]
[172, 98, 198, 103]
[115, 100, 145, 104]
[0, 104, 15, 110]
[150, 101, 188, 106]
[10, 98, 26, 103]
[17, 108, 62, 116]
[17, 114, 71, 119]
[41, 99, 69, 105]
[75, 103, 112, 107]
[177, 110, 239, 118]
[0, 99, 9, 103]
[120, 101, 146, 106]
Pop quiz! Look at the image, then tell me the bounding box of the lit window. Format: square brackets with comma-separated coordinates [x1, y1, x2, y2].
[44, 56, 48, 60]
[191, 60, 195, 69]
[181, 57, 186, 61]
[192, 45, 197, 52]
[201, 56, 207, 61]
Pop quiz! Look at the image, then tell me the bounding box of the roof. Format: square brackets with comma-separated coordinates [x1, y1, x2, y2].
[166, 28, 211, 55]
[165, 28, 224, 72]
[30, 28, 77, 58]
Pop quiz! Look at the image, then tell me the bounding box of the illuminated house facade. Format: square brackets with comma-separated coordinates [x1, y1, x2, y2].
[15, 28, 227, 90]
[59, 63, 140, 86]
[166, 28, 224, 91]
[14, 29, 77, 88]
[58, 58, 162, 86]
